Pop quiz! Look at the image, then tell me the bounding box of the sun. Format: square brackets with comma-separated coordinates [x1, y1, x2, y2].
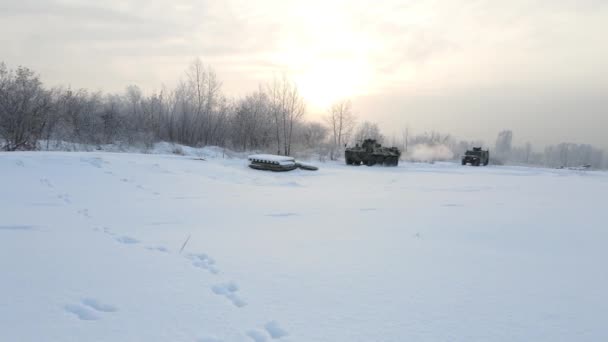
[294, 59, 371, 112]
[268, 4, 377, 112]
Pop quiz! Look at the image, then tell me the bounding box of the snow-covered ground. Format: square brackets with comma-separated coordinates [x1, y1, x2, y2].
[1, 150, 607, 342]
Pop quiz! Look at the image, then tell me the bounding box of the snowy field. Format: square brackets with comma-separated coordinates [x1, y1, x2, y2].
[1, 150, 608, 342]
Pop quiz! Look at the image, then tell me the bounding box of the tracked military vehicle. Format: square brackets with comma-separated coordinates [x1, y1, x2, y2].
[461, 147, 489, 166]
[345, 139, 401, 166]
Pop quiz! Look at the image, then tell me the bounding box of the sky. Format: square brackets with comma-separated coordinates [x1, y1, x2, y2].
[1, 0, 607, 149]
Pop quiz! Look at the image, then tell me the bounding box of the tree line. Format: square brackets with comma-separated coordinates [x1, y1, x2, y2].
[0, 59, 367, 158]
[1, 60, 606, 169]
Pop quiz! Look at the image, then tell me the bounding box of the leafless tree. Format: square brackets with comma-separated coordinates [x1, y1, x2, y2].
[231, 87, 273, 151]
[266, 75, 306, 155]
[325, 99, 356, 160]
[0, 64, 53, 150]
[354, 121, 384, 144]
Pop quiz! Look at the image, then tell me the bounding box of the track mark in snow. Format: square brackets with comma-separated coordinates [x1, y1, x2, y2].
[80, 157, 104, 168]
[266, 213, 298, 218]
[40, 178, 53, 188]
[360, 208, 377, 212]
[115, 236, 139, 244]
[57, 194, 71, 204]
[82, 298, 117, 312]
[0, 225, 35, 231]
[212, 282, 246, 307]
[189, 253, 219, 274]
[264, 321, 288, 339]
[15, 159, 24, 167]
[442, 203, 463, 207]
[280, 181, 301, 187]
[247, 330, 269, 342]
[64, 304, 99, 321]
[173, 196, 203, 200]
[77, 209, 91, 218]
[147, 246, 170, 253]
[101, 227, 116, 236]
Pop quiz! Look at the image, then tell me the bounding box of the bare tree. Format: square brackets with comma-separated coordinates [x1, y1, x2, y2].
[0, 64, 53, 150]
[325, 99, 356, 160]
[231, 87, 273, 151]
[354, 121, 384, 144]
[300, 121, 328, 149]
[266, 75, 306, 155]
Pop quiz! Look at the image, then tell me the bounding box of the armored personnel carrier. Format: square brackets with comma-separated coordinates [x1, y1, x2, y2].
[345, 139, 401, 166]
[461, 147, 489, 166]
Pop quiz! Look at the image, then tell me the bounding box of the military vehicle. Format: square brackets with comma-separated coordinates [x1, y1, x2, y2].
[461, 147, 489, 166]
[345, 139, 401, 166]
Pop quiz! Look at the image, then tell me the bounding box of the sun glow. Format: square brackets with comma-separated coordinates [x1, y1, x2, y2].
[294, 59, 372, 111]
[269, 2, 378, 112]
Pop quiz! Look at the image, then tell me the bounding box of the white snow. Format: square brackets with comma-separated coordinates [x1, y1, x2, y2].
[1, 151, 608, 342]
[248, 154, 296, 166]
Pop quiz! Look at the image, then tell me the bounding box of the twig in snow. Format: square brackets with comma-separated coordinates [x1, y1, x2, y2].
[179, 235, 191, 254]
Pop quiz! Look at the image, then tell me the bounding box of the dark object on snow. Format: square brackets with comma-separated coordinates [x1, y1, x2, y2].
[296, 162, 319, 171]
[558, 164, 592, 170]
[345, 139, 401, 166]
[248, 155, 318, 172]
[461, 147, 489, 166]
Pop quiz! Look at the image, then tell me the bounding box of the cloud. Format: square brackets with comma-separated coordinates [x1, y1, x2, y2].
[1, 0, 606, 148]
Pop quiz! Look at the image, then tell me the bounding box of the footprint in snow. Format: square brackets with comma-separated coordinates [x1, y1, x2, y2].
[80, 157, 104, 168]
[247, 330, 268, 342]
[212, 282, 247, 308]
[441, 203, 463, 208]
[264, 321, 288, 339]
[40, 178, 53, 188]
[64, 304, 99, 321]
[64, 298, 117, 321]
[115, 236, 139, 244]
[77, 209, 91, 218]
[57, 194, 71, 204]
[82, 298, 117, 312]
[15, 160, 25, 167]
[147, 246, 170, 253]
[266, 213, 298, 218]
[101, 227, 116, 236]
[0, 225, 36, 231]
[189, 253, 219, 274]
[247, 321, 288, 341]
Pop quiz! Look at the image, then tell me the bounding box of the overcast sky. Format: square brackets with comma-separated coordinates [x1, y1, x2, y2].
[1, 0, 607, 149]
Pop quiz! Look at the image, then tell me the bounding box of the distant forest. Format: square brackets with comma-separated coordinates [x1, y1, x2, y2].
[1, 60, 606, 169]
